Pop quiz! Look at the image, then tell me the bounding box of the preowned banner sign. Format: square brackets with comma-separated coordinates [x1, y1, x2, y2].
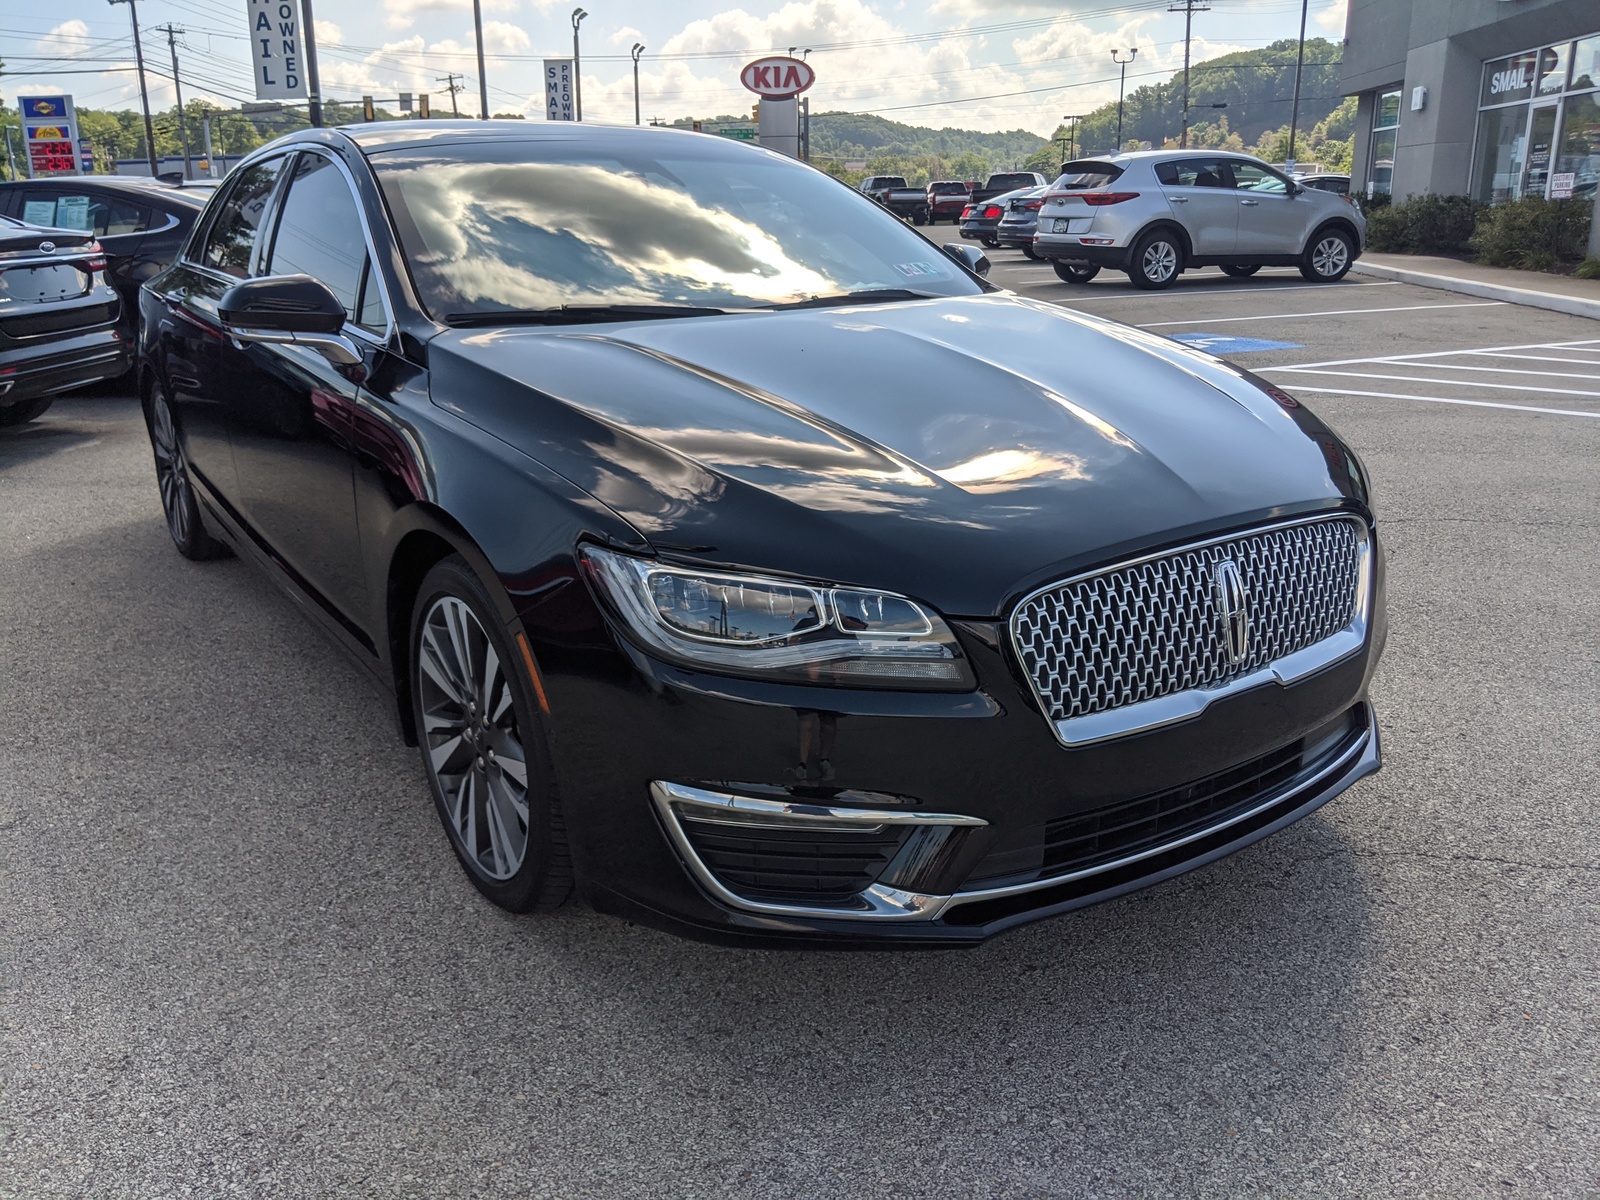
[21, 95, 82, 177]
[248, 0, 308, 100]
[545, 59, 575, 121]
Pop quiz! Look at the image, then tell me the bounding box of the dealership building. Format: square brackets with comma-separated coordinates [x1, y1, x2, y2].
[1343, 0, 1598, 208]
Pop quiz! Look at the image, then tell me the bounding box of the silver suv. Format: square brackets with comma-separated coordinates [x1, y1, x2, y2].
[1032, 150, 1366, 289]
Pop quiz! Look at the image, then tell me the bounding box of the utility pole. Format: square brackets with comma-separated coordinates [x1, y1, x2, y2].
[108, 0, 160, 176]
[1286, 0, 1309, 169]
[631, 43, 644, 125]
[1062, 114, 1083, 160]
[157, 25, 192, 179]
[301, 0, 323, 126]
[437, 73, 464, 117]
[1112, 48, 1137, 152]
[571, 8, 587, 121]
[471, 0, 489, 118]
[1169, 0, 1210, 149]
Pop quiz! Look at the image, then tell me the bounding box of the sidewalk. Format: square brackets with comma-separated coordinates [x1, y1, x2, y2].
[1352, 253, 1600, 321]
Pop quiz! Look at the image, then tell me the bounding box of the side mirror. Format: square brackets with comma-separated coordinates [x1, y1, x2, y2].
[218, 274, 361, 365]
[942, 242, 991, 278]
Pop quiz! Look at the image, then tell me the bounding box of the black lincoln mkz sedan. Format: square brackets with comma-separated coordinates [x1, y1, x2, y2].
[138, 122, 1385, 947]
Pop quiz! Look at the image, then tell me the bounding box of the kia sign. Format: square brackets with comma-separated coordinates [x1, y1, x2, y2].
[740, 56, 814, 100]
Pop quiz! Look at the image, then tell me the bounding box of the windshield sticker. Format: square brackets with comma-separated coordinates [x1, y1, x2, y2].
[895, 261, 948, 278]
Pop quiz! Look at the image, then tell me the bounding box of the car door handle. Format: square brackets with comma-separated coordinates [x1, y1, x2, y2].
[1170, 196, 1189, 203]
[1240, 199, 1260, 206]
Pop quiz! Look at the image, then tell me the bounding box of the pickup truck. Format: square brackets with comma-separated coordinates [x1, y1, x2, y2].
[966, 171, 1049, 208]
[925, 180, 972, 224]
[859, 176, 930, 224]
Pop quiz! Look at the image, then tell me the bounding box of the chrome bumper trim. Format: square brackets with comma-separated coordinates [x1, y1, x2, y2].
[653, 714, 1372, 923]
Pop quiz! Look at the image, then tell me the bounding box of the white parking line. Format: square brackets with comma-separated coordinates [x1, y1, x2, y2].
[1066, 281, 1400, 301]
[1274, 368, 1600, 398]
[1136, 301, 1503, 328]
[1264, 338, 1600, 371]
[1380, 362, 1600, 381]
[1282, 386, 1600, 419]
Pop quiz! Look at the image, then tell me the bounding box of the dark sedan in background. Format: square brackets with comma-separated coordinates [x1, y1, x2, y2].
[958, 185, 1035, 248]
[995, 185, 1048, 258]
[137, 122, 1384, 947]
[0, 176, 211, 345]
[0, 215, 127, 426]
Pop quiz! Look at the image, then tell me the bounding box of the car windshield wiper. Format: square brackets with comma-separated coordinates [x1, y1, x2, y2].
[764, 288, 944, 310]
[443, 303, 737, 327]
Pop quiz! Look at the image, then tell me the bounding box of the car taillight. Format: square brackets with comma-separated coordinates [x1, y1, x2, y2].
[982, 206, 1001, 219]
[960, 207, 974, 219]
[84, 241, 107, 272]
[1080, 192, 1140, 206]
[1020, 200, 1043, 211]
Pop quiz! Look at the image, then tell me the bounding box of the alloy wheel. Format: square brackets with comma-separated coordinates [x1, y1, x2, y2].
[416, 596, 530, 881]
[1312, 236, 1349, 278]
[149, 392, 192, 546]
[1143, 240, 1178, 284]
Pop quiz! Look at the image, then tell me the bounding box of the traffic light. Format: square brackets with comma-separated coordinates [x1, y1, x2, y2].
[418, 93, 430, 119]
[751, 102, 760, 123]
[362, 95, 375, 122]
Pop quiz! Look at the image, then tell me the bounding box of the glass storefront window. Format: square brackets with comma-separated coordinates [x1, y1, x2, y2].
[1555, 91, 1600, 200]
[1535, 44, 1571, 97]
[1482, 51, 1539, 106]
[1472, 103, 1529, 203]
[1574, 36, 1600, 90]
[1369, 88, 1401, 197]
[1523, 106, 1558, 197]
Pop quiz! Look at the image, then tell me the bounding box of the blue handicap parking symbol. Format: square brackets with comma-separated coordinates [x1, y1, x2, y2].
[1169, 332, 1304, 354]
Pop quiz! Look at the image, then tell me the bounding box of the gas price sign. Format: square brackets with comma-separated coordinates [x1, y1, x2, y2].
[21, 95, 83, 177]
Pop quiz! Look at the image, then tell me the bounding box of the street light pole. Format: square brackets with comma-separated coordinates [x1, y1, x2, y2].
[571, 8, 587, 121]
[108, 0, 159, 176]
[471, 0, 489, 118]
[1286, 0, 1309, 168]
[631, 43, 644, 125]
[1112, 48, 1137, 152]
[300, 0, 323, 127]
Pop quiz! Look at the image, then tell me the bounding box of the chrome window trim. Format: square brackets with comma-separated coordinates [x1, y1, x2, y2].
[1009, 513, 1372, 749]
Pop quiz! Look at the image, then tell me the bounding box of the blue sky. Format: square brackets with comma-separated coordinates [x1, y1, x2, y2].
[6, 0, 1348, 135]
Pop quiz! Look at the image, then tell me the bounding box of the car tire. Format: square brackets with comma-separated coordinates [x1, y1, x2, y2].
[1128, 229, 1183, 290]
[1052, 261, 1101, 283]
[1300, 228, 1355, 282]
[146, 384, 231, 560]
[1022, 244, 1041, 261]
[913, 210, 927, 227]
[411, 556, 573, 914]
[0, 397, 54, 427]
[1220, 264, 1261, 278]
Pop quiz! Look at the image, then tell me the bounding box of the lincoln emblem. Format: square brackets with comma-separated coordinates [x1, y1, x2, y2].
[1214, 558, 1250, 665]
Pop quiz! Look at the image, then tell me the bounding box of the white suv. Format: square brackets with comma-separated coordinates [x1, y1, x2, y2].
[1032, 150, 1366, 289]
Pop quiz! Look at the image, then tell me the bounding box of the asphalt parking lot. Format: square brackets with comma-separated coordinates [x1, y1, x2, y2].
[3, 261, 1597, 1198]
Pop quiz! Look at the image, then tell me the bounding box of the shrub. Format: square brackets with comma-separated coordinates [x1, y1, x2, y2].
[1363, 194, 1482, 255]
[1575, 258, 1600, 280]
[1468, 196, 1592, 271]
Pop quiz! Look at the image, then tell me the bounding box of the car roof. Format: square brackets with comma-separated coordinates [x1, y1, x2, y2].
[0, 175, 212, 207]
[332, 118, 793, 156]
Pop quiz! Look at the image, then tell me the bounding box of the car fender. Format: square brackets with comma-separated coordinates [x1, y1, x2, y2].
[1304, 215, 1363, 256]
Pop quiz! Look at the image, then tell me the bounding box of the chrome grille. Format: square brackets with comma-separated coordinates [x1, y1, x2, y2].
[1012, 517, 1365, 725]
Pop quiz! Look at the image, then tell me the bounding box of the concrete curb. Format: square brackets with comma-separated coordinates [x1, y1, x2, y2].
[1352, 259, 1600, 321]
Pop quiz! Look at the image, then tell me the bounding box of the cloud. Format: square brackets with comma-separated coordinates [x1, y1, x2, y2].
[315, 20, 343, 47]
[382, 0, 517, 33]
[1315, 0, 1348, 35]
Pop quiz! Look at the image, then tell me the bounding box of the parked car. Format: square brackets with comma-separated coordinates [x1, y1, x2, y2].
[959, 185, 1035, 247]
[968, 171, 1048, 208]
[995, 185, 1049, 258]
[858, 176, 929, 223]
[1034, 151, 1367, 289]
[925, 180, 971, 223]
[1294, 173, 1352, 197]
[0, 176, 212, 344]
[0, 215, 128, 426]
[139, 122, 1384, 948]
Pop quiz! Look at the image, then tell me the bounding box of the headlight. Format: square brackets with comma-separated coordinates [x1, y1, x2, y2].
[579, 546, 974, 690]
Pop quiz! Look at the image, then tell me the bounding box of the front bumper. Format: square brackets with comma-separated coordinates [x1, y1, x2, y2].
[533, 530, 1387, 948]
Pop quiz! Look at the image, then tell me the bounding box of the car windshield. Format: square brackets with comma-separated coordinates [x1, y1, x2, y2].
[374, 137, 982, 319]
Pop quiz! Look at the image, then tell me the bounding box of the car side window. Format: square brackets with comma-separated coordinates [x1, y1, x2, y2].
[355, 259, 390, 332]
[15, 191, 151, 235]
[264, 153, 370, 323]
[1155, 160, 1230, 188]
[1228, 161, 1288, 193]
[199, 158, 286, 278]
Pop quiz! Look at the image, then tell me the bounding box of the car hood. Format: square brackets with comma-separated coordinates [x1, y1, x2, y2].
[428, 294, 1366, 617]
